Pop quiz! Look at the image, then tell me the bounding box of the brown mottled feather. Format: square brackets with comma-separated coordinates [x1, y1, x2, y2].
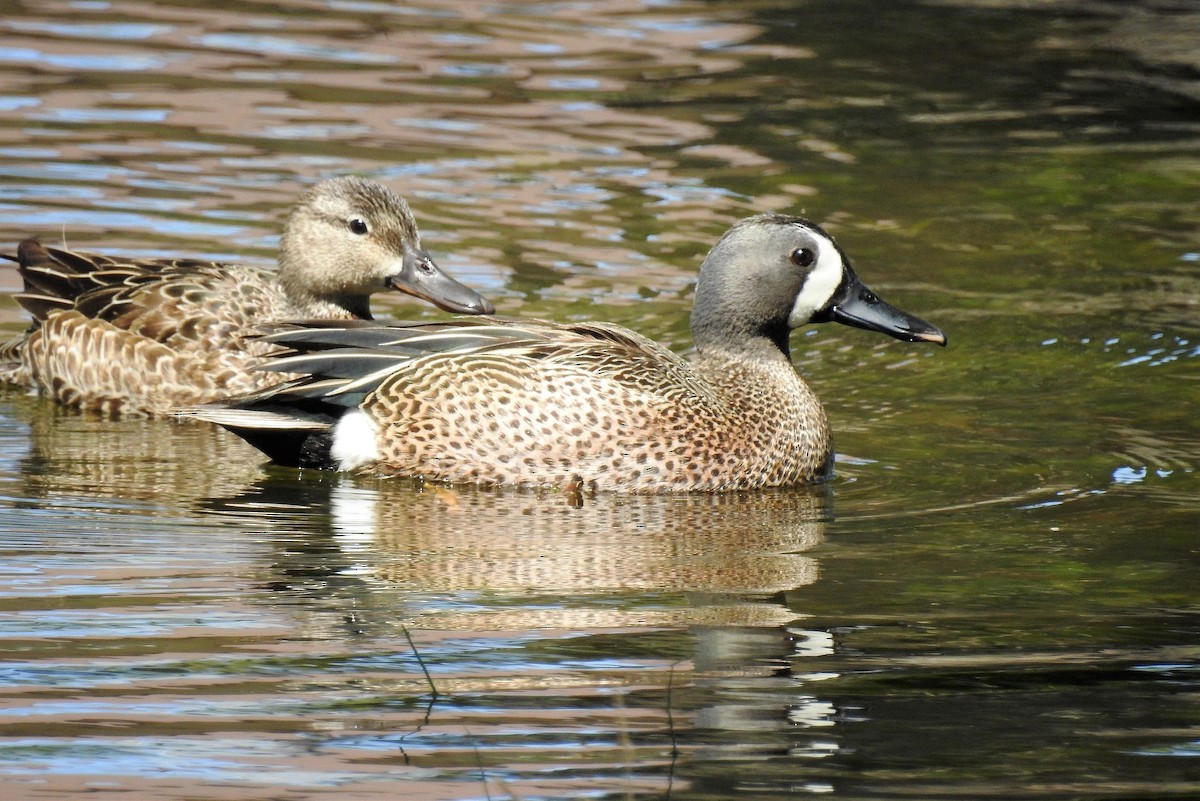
[4, 247, 334, 415]
[364, 321, 828, 491]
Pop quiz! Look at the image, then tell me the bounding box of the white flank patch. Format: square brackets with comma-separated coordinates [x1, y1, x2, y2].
[787, 233, 846, 328]
[331, 408, 381, 471]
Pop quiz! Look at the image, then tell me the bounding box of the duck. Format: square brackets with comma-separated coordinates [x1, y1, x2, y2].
[0, 176, 493, 416]
[193, 213, 946, 492]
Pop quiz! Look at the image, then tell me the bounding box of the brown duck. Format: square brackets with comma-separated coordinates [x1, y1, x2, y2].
[196, 214, 945, 492]
[0, 176, 492, 415]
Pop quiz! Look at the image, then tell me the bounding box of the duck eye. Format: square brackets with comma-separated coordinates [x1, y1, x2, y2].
[790, 247, 816, 268]
[348, 218, 369, 235]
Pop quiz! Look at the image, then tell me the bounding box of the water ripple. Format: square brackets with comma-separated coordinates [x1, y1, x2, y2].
[4, 21, 172, 40]
[0, 48, 167, 72]
[193, 33, 398, 65]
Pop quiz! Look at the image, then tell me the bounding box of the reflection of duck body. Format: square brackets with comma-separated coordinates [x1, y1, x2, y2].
[190, 473, 829, 632]
[7, 392, 263, 506]
[202, 214, 945, 491]
[336, 484, 826, 591]
[0, 177, 492, 416]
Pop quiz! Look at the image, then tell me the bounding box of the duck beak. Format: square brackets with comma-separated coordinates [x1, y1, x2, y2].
[387, 248, 495, 315]
[818, 267, 946, 346]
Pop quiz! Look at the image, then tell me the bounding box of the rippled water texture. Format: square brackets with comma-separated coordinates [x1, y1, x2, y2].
[1, 1, 1198, 799]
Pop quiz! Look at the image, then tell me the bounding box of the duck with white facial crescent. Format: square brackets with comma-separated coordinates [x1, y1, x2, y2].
[195, 213, 945, 492]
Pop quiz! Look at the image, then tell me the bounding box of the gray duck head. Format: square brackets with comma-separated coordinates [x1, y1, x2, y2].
[277, 176, 493, 318]
[691, 213, 946, 356]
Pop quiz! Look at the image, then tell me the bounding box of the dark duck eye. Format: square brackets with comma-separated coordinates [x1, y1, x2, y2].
[348, 218, 369, 235]
[790, 247, 816, 267]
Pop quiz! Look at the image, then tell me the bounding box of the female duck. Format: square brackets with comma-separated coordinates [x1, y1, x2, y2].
[0, 176, 492, 415]
[198, 214, 945, 492]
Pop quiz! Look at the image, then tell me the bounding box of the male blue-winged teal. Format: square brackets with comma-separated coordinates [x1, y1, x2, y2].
[0, 176, 493, 415]
[196, 214, 946, 492]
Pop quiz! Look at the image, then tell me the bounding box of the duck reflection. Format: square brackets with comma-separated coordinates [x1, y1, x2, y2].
[335, 482, 825, 581]
[277, 477, 833, 630]
[8, 393, 264, 506]
[208, 474, 833, 706]
[214, 473, 841, 764]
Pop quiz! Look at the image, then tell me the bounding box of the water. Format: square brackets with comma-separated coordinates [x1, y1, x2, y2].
[1, 0, 1198, 798]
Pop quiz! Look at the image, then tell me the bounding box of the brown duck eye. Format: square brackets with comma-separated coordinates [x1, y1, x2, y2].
[348, 218, 369, 235]
[790, 247, 815, 267]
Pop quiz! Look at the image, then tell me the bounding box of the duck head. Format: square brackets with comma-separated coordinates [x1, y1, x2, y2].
[278, 176, 493, 318]
[692, 213, 945, 356]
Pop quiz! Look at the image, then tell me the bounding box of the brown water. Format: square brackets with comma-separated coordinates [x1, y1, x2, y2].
[1, 1, 1198, 799]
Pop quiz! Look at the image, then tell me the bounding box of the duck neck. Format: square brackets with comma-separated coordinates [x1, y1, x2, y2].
[278, 245, 374, 319]
[313, 294, 373, 319]
[692, 310, 793, 365]
[279, 277, 371, 320]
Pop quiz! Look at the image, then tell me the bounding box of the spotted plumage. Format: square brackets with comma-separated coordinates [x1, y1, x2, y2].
[196, 214, 946, 492]
[0, 176, 493, 416]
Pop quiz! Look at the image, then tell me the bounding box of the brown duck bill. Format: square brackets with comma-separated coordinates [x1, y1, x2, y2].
[818, 268, 946, 346]
[387, 249, 495, 315]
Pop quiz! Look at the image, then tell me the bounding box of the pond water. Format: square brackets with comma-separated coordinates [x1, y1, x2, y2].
[0, 0, 1198, 798]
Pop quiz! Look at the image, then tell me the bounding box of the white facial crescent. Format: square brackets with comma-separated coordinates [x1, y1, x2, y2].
[787, 232, 846, 328]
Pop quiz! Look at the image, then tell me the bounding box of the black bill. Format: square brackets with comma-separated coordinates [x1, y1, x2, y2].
[817, 267, 946, 346]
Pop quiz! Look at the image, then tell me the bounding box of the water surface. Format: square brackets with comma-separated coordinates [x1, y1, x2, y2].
[0, 1, 1197, 798]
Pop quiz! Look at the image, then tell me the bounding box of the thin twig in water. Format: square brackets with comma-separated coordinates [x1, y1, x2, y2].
[402, 624, 438, 699]
[665, 662, 680, 799]
[466, 727, 494, 801]
[392, 694, 436, 766]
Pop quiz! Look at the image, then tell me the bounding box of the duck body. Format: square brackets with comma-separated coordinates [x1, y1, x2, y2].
[209, 317, 833, 491]
[197, 214, 945, 493]
[1, 177, 492, 416]
[9, 253, 331, 414]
